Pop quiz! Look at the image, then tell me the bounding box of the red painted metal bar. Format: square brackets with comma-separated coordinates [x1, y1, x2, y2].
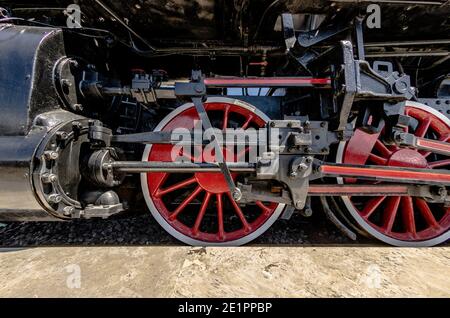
[320, 164, 450, 186]
[308, 184, 410, 196]
[204, 77, 332, 88]
[416, 137, 450, 156]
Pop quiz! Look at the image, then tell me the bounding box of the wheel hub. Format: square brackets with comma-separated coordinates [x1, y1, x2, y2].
[195, 148, 236, 194]
[387, 148, 428, 168]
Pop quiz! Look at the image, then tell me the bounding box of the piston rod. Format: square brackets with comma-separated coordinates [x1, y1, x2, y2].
[105, 161, 257, 173]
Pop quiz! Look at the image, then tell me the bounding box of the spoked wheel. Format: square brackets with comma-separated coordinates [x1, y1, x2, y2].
[336, 102, 450, 246]
[141, 97, 285, 246]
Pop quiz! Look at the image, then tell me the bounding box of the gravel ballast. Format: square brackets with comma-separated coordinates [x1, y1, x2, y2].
[0, 211, 362, 246]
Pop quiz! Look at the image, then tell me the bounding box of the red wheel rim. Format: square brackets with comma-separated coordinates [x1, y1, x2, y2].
[341, 103, 450, 242]
[144, 101, 281, 244]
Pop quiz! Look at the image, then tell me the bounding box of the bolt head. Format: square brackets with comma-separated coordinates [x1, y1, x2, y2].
[194, 84, 204, 94]
[61, 79, 72, 88]
[44, 151, 59, 160]
[41, 173, 57, 183]
[232, 188, 242, 201]
[72, 121, 82, 130]
[48, 194, 62, 204]
[70, 60, 79, 68]
[63, 206, 74, 216]
[56, 131, 69, 141]
[302, 208, 313, 217]
[299, 163, 308, 171]
[73, 104, 83, 111]
[295, 200, 304, 209]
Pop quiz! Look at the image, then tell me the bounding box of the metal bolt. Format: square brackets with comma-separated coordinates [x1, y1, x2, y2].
[56, 131, 69, 141]
[232, 188, 242, 201]
[72, 121, 82, 130]
[48, 194, 62, 204]
[63, 206, 74, 216]
[438, 187, 446, 196]
[194, 84, 204, 93]
[305, 157, 313, 164]
[73, 104, 83, 111]
[61, 79, 72, 88]
[300, 208, 313, 217]
[298, 163, 308, 171]
[295, 200, 304, 209]
[270, 122, 276, 127]
[290, 171, 298, 178]
[320, 122, 326, 127]
[69, 59, 79, 68]
[41, 173, 57, 183]
[44, 151, 59, 160]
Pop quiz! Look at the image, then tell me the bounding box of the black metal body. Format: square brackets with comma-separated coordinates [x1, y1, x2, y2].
[0, 25, 68, 220]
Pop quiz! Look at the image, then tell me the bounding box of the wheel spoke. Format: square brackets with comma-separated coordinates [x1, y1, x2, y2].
[382, 196, 401, 232]
[428, 159, 450, 169]
[227, 192, 251, 232]
[361, 196, 386, 218]
[169, 186, 203, 221]
[222, 105, 230, 130]
[155, 177, 197, 198]
[256, 201, 271, 215]
[415, 198, 440, 228]
[216, 194, 225, 240]
[401, 197, 416, 236]
[192, 192, 211, 236]
[374, 140, 393, 158]
[415, 117, 432, 138]
[151, 173, 168, 196]
[241, 115, 254, 130]
[368, 153, 388, 165]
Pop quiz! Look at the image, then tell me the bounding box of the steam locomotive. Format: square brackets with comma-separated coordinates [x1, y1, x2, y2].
[0, 0, 449, 246]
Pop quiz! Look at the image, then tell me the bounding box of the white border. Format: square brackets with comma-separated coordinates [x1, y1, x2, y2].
[140, 97, 285, 246]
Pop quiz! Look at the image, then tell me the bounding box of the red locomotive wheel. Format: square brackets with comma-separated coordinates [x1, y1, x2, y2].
[337, 102, 450, 246]
[141, 97, 285, 245]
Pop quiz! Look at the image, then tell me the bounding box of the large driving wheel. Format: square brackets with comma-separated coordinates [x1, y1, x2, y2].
[336, 102, 450, 246]
[141, 97, 285, 245]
